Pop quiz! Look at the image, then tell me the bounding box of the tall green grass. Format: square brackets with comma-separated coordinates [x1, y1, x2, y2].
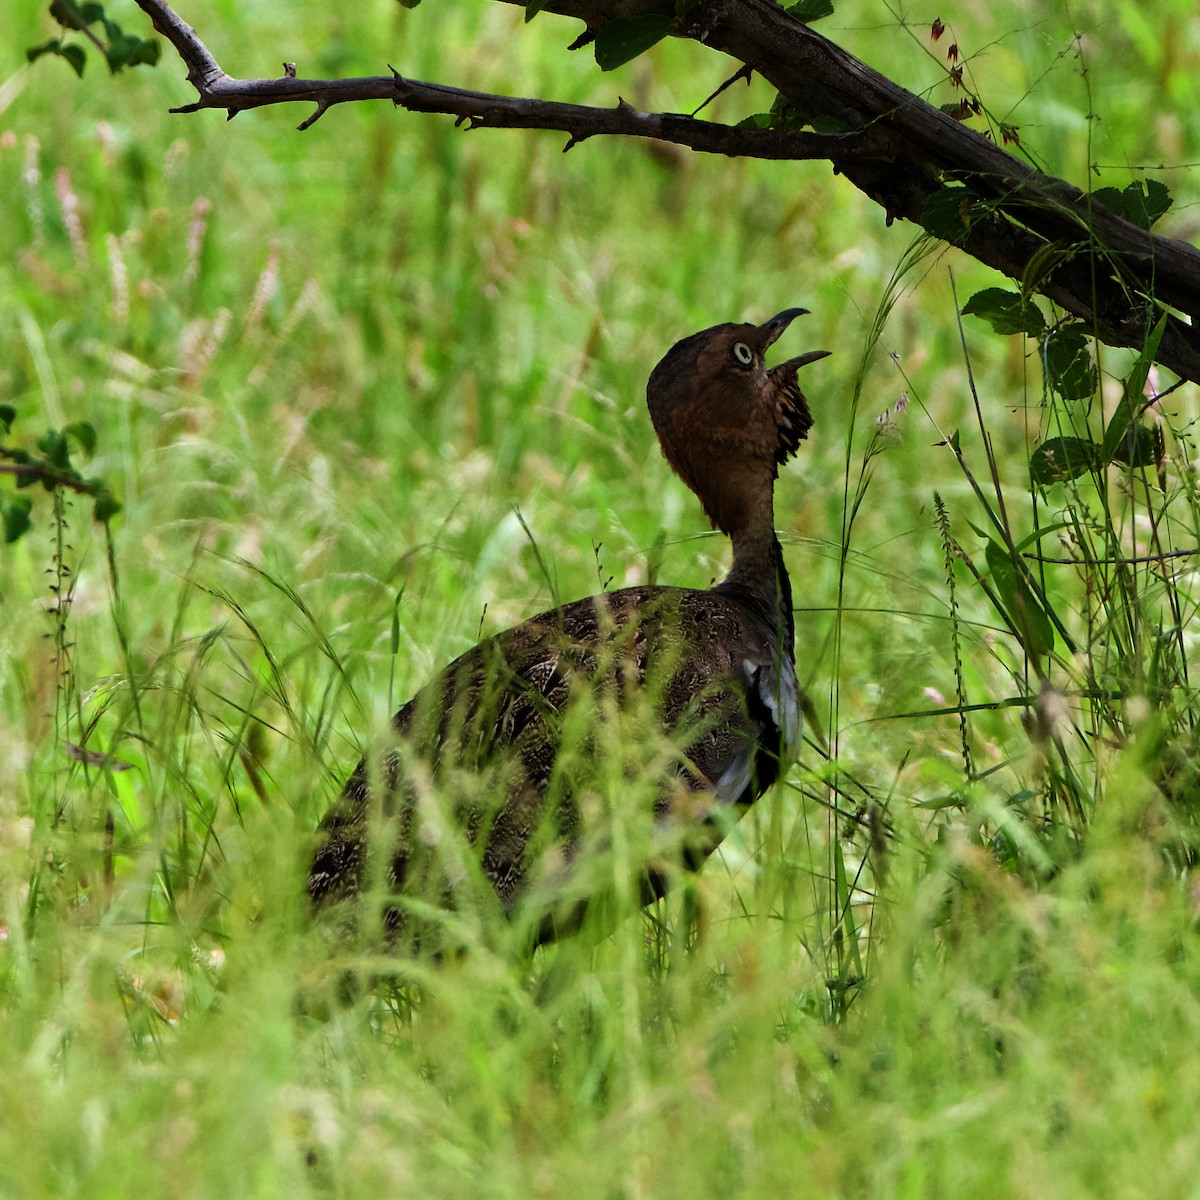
[3, 0, 1200, 1194]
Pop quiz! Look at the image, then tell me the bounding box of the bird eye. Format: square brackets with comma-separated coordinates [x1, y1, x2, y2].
[731, 341, 753, 366]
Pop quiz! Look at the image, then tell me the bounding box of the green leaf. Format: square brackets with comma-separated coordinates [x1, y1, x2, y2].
[962, 288, 1047, 337]
[919, 186, 980, 246]
[130, 37, 159, 68]
[64, 421, 97, 456]
[786, 0, 834, 22]
[26, 38, 87, 77]
[762, 93, 810, 132]
[6, 448, 34, 488]
[1030, 437, 1101, 485]
[50, 0, 98, 26]
[27, 37, 61, 63]
[1090, 179, 1173, 231]
[1101, 313, 1167, 464]
[59, 42, 87, 76]
[2, 495, 33, 544]
[736, 113, 775, 131]
[985, 538, 1055, 658]
[106, 32, 160, 72]
[89, 484, 121, 523]
[36, 429, 71, 471]
[0, 405, 15, 433]
[809, 114, 851, 133]
[1040, 327, 1096, 401]
[594, 15, 674, 71]
[1110, 425, 1162, 470]
[1121, 311, 1167, 411]
[1012, 520, 1075, 555]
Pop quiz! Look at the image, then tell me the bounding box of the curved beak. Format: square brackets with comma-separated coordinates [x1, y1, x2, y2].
[759, 307, 810, 348]
[776, 348, 832, 371]
[759, 308, 831, 371]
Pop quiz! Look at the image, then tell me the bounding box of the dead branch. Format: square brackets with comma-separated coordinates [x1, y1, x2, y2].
[134, 0, 872, 155]
[130, 0, 1200, 384]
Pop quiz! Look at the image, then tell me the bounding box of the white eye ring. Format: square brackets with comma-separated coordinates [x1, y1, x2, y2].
[732, 341, 753, 366]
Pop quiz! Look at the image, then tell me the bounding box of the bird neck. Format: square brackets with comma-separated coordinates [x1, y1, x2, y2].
[714, 499, 795, 653]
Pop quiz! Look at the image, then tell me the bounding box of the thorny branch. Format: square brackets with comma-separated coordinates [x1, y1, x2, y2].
[134, 0, 870, 154]
[131, 0, 1200, 384]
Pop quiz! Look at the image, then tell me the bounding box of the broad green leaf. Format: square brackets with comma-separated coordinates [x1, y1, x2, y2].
[2, 495, 33, 544]
[1040, 327, 1096, 401]
[962, 288, 1046, 337]
[59, 42, 87, 76]
[1090, 179, 1173, 231]
[89, 484, 121, 523]
[26, 39, 87, 77]
[594, 16, 674, 71]
[50, 0, 94, 26]
[985, 537, 1055, 658]
[36, 429, 71, 472]
[764, 93, 811, 132]
[6, 448, 34, 487]
[919, 186, 979, 246]
[809, 114, 851, 133]
[131, 38, 159, 68]
[105, 33, 159, 72]
[1030, 436, 1101, 485]
[1109, 424, 1162, 471]
[786, 0, 834, 22]
[64, 421, 96, 456]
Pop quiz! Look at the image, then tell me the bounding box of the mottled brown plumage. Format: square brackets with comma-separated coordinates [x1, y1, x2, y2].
[309, 310, 827, 941]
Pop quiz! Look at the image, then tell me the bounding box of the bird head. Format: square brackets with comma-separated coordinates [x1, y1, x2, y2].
[646, 309, 829, 532]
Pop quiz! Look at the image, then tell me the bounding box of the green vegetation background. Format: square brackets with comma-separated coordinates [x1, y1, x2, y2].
[3, 0, 1200, 1195]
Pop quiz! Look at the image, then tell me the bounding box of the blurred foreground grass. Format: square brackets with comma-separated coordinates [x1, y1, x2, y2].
[3, 0, 1200, 1194]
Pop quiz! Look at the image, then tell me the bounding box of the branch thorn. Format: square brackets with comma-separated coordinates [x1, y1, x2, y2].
[297, 101, 328, 131]
[388, 63, 408, 106]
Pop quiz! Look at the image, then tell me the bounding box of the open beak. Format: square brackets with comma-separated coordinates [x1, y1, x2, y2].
[775, 348, 832, 372]
[759, 308, 809, 348]
[758, 308, 831, 371]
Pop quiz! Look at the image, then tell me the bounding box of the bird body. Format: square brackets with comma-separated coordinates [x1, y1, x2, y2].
[310, 311, 826, 940]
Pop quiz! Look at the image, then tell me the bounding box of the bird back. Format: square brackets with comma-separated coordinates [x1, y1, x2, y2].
[309, 583, 800, 940]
